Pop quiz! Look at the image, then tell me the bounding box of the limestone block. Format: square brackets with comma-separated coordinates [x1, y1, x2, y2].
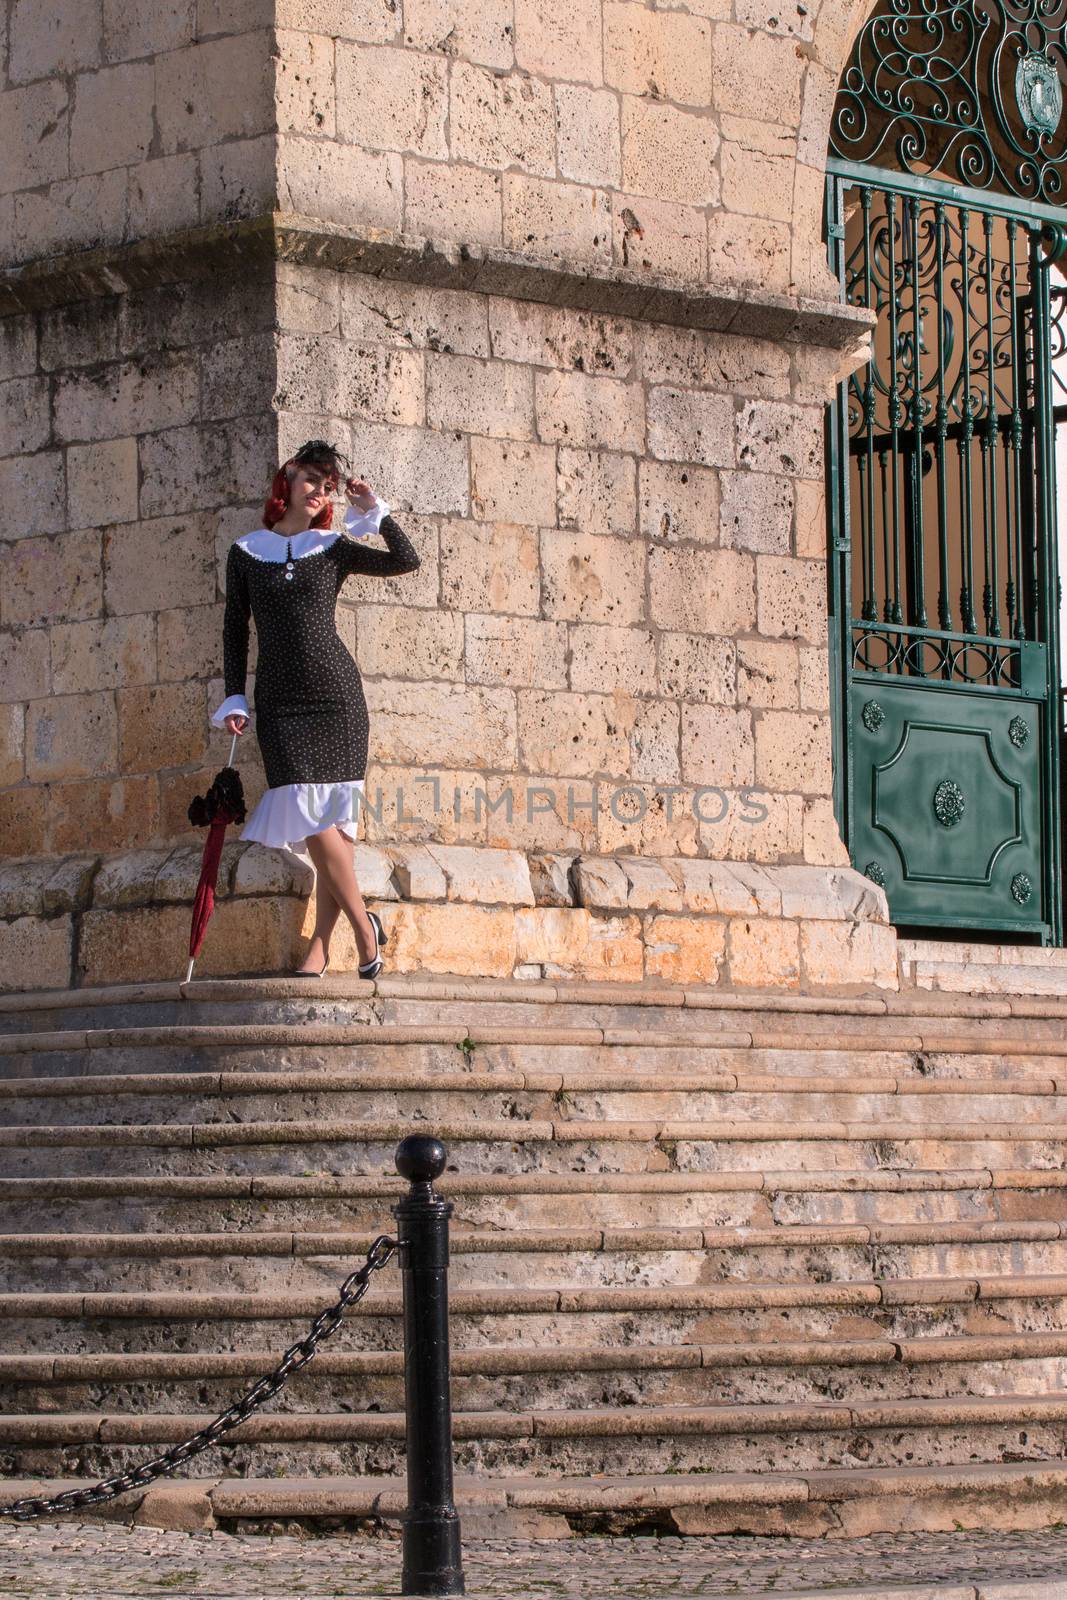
[54, 355, 199, 447]
[128, 153, 201, 239]
[341, 276, 489, 359]
[387, 900, 517, 976]
[737, 401, 823, 480]
[754, 710, 833, 795]
[465, 614, 569, 690]
[488, 301, 634, 378]
[0, 376, 51, 455]
[0, 628, 49, 703]
[503, 174, 612, 267]
[336, 43, 448, 158]
[274, 29, 336, 139]
[518, 689, 634, 777]
[541, 530, 646, 625]
[707, 212, 792, 296]
[4, 529, 103, 628]
[639, 461, 720, 546]
[799, 645, 830, 711]
[801, 918, 899, 991]
[205, 333, 281, 422]
[40, 853, 99, 914]
[425, 844, 535, 904]
[513, 0, 603, 82]
[802, 796, 850, 867]
[555, 84, 622, 189]
[153, 842, 243, 905]
[721, 470, 793, 555]
[646, 914, 726, 984]
[612, 192, 707, 281]
[402, 0, 514, 68]
[51, 615, 156, 694]
[0, 787, 48, 857]
[403, 157, 503, 246]
[774, 864, 888, 924]
[276, 0, 398, 41]
[649, 546, 755, 637]
[78, 896, 302, 984]
[26, 693, 118, 782]
[0, 451, 66, 539]
[756, 556, 827, 644]
[721, 137, 796, 225]
[528, 852, 576, 906]
[93, 848, 173, 909]
[618, 856, 684, 911]
[674, 859, 774, 916]
[41, 301, 120, 371]
[102, 0, 199, 56]
[67, 438, 139, 529]
[0, 317, 35, 381]
[621, 99, 719, 207]
[481, 774, 600, 853]
[278, 138, 402, 231]
[711, 23, 805, 121]
[569, 623, 656, 698]
[0, 82, 69, 190]
[450, 62, 555, 175]
[367, 679, 517, 769]
[348, 420, 470, 516]
[793, 479, 827, 560]
[727, 915, 800, 987]
[535, 369, 644, 453]
[48, 774, 159, 855]
[155, 34, 274, 155]
[573, 856, 630, 908]
[647, 387, 735, 469]
[658, 633, 736, 704]
[681, 710, 755, 790]
[698, 791, 803, 864]
[12, 168, 127, 265]
[737, 640, 799, 709]
[635, 326, 791, 398]
[471, 439, 555, 525]
[631, 697, 681, 783]
[389, 845, 450, 900]
[227, 842, 314, 898]
[159, 604, 223, 687]
[604, 5, 712, 104]
[558, 449, 636, 538]
[440, 519, 540, 616]
[427, 352, 533, 441]
[516, 905, 644, 981]
[104, 512, 227, 617]
[0, 860, 55, 918]
[117, 683, 208, 775]
[0, 703, 25, 786]
[0, 914, 72, 993]
[358, 606, 464, 681]
[70, 61, 154, 176]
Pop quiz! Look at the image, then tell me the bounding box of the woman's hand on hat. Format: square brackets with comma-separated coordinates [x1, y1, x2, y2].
[345, 476, 378, 513]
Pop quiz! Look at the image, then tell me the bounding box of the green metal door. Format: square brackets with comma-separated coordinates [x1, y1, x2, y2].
[826, 0, 1067, 942]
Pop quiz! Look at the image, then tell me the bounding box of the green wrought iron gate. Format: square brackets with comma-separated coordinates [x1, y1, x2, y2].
[826, 0, 1067, 943]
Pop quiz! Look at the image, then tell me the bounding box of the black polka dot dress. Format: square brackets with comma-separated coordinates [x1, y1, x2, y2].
[211, 499, 420, 862]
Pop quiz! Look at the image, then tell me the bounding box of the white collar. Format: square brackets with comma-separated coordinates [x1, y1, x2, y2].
[234, 526, 340, 562]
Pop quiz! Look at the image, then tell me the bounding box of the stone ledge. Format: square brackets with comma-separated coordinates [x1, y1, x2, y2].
[0, 844, 895, 995]
[0, 210, 875, 352]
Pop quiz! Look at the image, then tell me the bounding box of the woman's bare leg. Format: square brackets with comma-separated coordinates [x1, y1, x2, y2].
[294, 868, 344, 974]
[300, 825, 377, 967]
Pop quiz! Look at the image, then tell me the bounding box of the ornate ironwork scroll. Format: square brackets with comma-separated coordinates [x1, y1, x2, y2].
[831, 0, 1067, 203]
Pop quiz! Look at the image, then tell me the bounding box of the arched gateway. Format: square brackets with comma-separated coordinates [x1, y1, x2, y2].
[826, 0, 1067, 943]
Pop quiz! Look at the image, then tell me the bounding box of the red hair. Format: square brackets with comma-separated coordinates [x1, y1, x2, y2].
[263, 460, 338, 531]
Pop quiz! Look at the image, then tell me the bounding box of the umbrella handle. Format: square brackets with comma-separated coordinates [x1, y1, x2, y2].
[228, 729, 239, 766]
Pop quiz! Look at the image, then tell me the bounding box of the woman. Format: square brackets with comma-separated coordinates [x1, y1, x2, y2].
[211, 439, 421, 978]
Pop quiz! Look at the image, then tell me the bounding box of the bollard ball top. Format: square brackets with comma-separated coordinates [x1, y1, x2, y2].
[395, 1133, 447, 1183]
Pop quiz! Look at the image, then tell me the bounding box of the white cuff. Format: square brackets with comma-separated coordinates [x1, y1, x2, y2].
[211, 693, 251, 727]
[343, 498, 390, 540]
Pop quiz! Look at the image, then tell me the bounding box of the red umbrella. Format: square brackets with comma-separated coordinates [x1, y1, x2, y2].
[184, 729, 247, 982]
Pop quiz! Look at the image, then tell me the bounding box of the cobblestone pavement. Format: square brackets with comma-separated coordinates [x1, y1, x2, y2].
[3, 1523, 1067, 1599]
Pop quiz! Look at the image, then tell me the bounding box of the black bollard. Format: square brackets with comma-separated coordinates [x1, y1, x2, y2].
[393, 1134, 465, 1598]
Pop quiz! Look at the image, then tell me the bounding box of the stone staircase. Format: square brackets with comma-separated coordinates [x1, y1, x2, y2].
[3, 974, 1067, 1537]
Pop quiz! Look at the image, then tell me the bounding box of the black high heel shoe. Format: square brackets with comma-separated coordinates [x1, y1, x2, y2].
[358, 909, 387, 979]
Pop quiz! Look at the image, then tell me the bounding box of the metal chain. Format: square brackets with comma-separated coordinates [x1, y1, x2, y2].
[0, 1233, 397, 1522]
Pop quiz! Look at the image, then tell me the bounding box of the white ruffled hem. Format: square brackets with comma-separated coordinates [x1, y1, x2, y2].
[240, 780, 366, 864]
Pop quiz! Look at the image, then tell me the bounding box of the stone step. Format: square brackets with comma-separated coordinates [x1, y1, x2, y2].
[3, 1223, 1067, 1294]
[3, 1331, 1067, 1415]
[7, 1457, 1067, 1538]
[9, 1393, 1067, 1480]
[0, 1167, 1060, 1232]
[2, 1117, 1065, 1180]
[1, 1069, 1063, 1129]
